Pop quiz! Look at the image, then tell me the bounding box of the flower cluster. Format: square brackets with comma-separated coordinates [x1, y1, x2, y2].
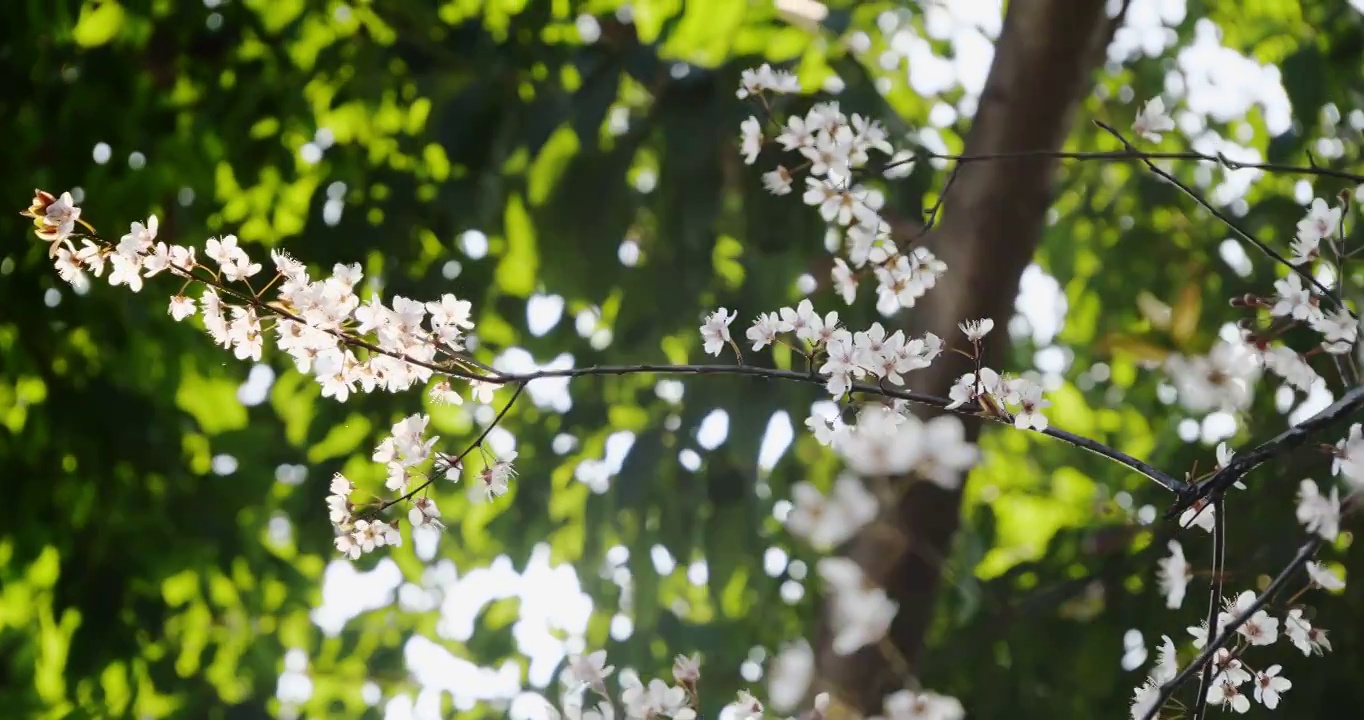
[547, 649, 833, 720]
[1135, 98, 1358, 410]
[945, 366, 1051, 432]
[1163, 339, 1262, 414]
[1115, 96, 1364, 719]
[738, 74, 945, 313]
[24, 189, 533, 560]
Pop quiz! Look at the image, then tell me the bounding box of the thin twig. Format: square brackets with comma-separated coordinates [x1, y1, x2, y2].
[483, 362, 1186, 492]
[880, 147, 1364, 185]
[1094, 121, 1352, 317]
[378, 381, 527, 511]
[1189, 497, 1227, 720]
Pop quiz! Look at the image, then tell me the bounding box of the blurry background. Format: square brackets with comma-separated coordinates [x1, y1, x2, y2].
[4, 0, 1364, 718]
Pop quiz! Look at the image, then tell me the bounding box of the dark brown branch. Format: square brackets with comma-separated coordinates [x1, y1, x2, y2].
[1168, 385, 1364, 517]
[482, 362, 1185, 492]
[378, 381, 527, 511]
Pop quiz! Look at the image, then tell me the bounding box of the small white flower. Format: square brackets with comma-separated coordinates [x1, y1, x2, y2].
[766, 640, 813, 713]
[41, 191, 82, 242]
[785, 475, 878, 550]
[1270, 273, 1321, 323]
[168, 295, 197, 321]
[1284, 609, 1313, 655]
[881, 689, 965, 720]
[746, 312, 783, 351]
[1296, 478, 1341, 541]
[672, 653, 701, 685]
[958, 317, 994, 341]
[1238, 607, 1279, 646]
[1297, 197, 1342, 242]
[1305, 560, 1345, 591]
[831, 258, 859, 304]
[1206, 677, 1250, 714]
[1130, 680, 1161, 720]
[1210, 647, 1252, 686]
[407, 496, 443, 529]
[562, 650, 614, 694]
[729, 690, 763, 720]
[700, 308, 738, 356]
[1153, 635, 1178, 684]
[1187, 620, 1210, 649]
[1157, 541, 1191, 609]
[1179, 502, 1216, 533]
[739, 116, 763, 165]
[1012, 383, 1051, 432]
[117, 215, 158, 259]
[621, 678, 689, 719]
[1132, 97, 1175, 142]
[1289, 233, 1320, 265]
[1252, 665, 1291, 710]
[1312, 307, 1358, 354]
[473, 450, 517, 502]
[763, 166, 793, 195]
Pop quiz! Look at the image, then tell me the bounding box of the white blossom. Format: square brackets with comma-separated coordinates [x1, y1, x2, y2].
[1312, 307, 1358, 354]
[878, 689, 965, 720]
[671, 654, 700, 685]
[1305, 560, 1345, 591]
[763, 166, 793, 195]
[1206, 676, 1250, 714]
[958, 318, 994, 341]
[40, 191, 82, 243]
[766, 640, 813, 713]
[1157, 541, 1190, 609]
[1296, 198, 1341, 242]
[1012, 382, 1051, 432]
[1296, 478, 1341, 541]
[736, 63, 800, 99]
[1164, 340, 1261, 414]
[1269, 272, 1321, 323]
[785, 474, 878, 550]
[746, 312, 783, 351]
[1333, 423, 1364, 482]
[1179, 502, 1216, 533]
[1132, 98, 1175, 142]
[700, 308, 737, 356]
[1252, 665, 1291, 709]
[817, 557, 897, 656]
[620, 678, 691, 720]
[739, 116, 762, 165]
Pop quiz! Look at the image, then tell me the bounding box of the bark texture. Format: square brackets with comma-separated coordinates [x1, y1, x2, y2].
[820, 0, 1130, 710]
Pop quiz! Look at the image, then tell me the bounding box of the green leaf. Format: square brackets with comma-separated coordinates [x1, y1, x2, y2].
[72, 1, 126, 47]
[175, 360, 248, 435]
[495, 194, 539, 298]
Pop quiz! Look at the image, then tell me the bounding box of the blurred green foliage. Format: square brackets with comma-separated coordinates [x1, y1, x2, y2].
[3, 0, 1364, 718]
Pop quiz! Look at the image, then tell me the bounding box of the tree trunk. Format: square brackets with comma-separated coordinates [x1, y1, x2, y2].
[820, 0, 1130, 710]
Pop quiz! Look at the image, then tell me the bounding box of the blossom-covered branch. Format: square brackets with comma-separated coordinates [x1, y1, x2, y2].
[1137, 536, 1326, 720]
[1169, 385, 1364, 518]
[22, 60, 1364, 720]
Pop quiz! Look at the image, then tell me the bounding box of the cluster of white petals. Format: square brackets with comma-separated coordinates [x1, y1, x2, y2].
[945, 367, 1052, 431]
[547, 649, 840, 720]
[738, 73, 947, 312]
[1163, 339, 1261, 414]
[817, 557, 899, 656]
